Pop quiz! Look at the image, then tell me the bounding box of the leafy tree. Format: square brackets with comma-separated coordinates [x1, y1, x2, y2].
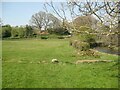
[11, 26, 19, 37]
[25, 25, 33, 37]
[18, 27, 25, 38]
[2, 25, 12, 38]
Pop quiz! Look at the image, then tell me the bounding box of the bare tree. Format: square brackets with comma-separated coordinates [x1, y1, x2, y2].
[68, 0, 119, 31]
[67, 0, 119, 47]
[45, 1, 98, 34]
[30, 11, 61, 31]
[30, 11, 45, 31]
[45, 1, 69, 28]
[44, 0, 119, 33]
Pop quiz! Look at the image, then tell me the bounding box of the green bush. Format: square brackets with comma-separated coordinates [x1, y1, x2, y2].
[47, 27, 70, 35]
[41, 36, 49, 39]
[78, 34, 95, 42]
[70, 27, 96, 49]
[70, 39, 90, 51]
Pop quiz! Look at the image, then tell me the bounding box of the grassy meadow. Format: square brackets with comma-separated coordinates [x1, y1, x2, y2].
[2, 39, 119, 88]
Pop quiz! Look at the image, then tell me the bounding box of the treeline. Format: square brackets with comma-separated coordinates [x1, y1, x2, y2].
[1, 24, 71, 39]
[1, 25, 34, 38]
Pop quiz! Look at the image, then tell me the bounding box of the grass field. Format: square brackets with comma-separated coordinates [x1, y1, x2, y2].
[2, 39, 119, 88]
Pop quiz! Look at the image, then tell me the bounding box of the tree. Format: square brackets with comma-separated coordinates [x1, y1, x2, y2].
[30, 11, 61, 31]
[25, 25, 33, 37]
[30, 11, 45, 31]
[2, 25, 12, 38]
[73, 15, 97, 30]
[18, 26, 25, 38]
[45, 2, 70, 29]
[46, 13, 61, 29]
[67, 1, 119, 48]
[11, 26, 19, 37]
[68, 1, 119, 31]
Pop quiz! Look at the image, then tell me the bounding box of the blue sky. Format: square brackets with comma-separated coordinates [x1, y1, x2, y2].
[2, 2, 46, 26]
[2, 1, 103, 26]
[2, 2, 74, 26]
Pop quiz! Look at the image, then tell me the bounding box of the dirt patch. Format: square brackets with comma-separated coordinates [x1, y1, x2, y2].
[75, 60, 113, 64]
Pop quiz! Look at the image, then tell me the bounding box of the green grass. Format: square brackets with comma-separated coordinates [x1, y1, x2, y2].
[2, 39, 119, 88]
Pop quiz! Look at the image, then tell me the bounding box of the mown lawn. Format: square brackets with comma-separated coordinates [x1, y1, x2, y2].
[2, 39, 119, 88]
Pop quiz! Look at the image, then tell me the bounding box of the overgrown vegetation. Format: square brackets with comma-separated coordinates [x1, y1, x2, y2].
[70, 26, 97, 52]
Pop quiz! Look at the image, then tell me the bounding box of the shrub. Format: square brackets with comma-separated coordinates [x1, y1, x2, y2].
[48, 27, 70, 35]
[41, 36, 49, 39]
[70, 39, 90, 51]
[76, 41, 90, 51]
[70, 39, 78, 47]
[78, 34, 95, 42]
